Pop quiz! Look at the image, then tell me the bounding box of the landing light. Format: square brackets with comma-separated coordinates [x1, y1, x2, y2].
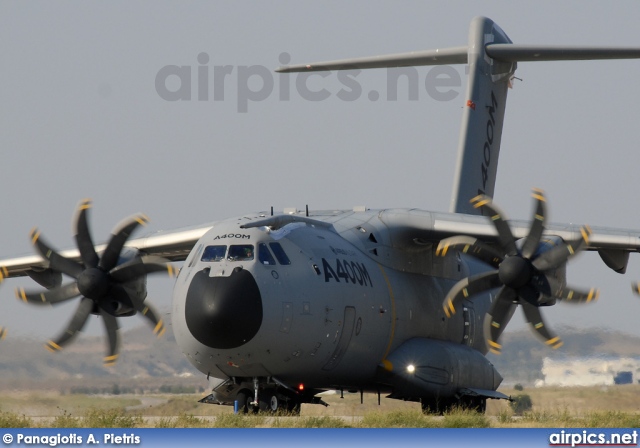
[407, 364, 415, 374]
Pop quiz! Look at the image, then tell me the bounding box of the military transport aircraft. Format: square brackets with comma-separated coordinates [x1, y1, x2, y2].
[2, 16, 640, 413]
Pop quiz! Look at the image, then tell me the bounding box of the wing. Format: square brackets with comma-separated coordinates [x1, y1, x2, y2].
[0, 223, 214, 279]
[375, 208, 637, 273]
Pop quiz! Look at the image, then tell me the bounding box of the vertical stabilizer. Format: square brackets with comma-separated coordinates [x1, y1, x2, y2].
[449, 17, 516, 215]
[277, 17, 640, 216]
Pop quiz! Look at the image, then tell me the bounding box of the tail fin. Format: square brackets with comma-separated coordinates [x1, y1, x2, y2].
[276, 17, 640, 215]
[449, 17, 515, 215]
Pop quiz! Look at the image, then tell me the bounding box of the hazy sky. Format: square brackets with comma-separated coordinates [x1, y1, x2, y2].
[2, 1, 640, 356]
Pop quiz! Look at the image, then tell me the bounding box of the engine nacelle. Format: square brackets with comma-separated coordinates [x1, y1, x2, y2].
[526, 235, 568, 304]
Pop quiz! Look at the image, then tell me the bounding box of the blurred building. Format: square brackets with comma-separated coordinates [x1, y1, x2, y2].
[539, 357, 640, 387]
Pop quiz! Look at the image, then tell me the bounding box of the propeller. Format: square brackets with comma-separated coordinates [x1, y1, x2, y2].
[16, 199, 176, 366]
[436, 189, 598, 355]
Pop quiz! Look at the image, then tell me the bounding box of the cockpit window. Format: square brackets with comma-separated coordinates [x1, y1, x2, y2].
[269, 242, 291, 265]
[258, 243, 277, 265]
[228, 244, 254, 261]
[201, 245, 227, 262]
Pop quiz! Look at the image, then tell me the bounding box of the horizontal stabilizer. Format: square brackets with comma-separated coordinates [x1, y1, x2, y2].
[486, 44, 640, 62]
[275, 46, 468, 72]
[277, 44, 640, 74]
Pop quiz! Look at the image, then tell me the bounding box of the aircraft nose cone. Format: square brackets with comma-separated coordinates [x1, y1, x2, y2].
[185, 267, 263, 349]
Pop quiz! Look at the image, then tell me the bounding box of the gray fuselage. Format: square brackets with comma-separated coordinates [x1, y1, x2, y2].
[171, 209, 493, 393]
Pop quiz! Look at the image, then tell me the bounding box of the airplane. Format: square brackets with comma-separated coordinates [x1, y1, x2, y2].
[2, 16, 640, 414]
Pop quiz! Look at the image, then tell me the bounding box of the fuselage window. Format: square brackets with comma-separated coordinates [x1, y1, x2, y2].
[228, 244, 254, 261]
[258, 243, 277, 265]
[201, 245, 227, 262]
[269, 242, 291, 265]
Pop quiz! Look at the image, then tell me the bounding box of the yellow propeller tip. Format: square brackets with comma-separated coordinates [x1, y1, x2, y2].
[103, 354, 119, 367]
[135, 214, 150, 226]
[29, 228, 40, 244]
[15, 288, 27, 302]
[470, 194, 487, 204]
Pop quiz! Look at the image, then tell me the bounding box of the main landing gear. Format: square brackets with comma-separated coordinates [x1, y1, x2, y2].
[235, 386, 302, 415]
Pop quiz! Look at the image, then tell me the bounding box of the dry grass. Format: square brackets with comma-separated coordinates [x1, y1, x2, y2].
[0, 385, 639, 428]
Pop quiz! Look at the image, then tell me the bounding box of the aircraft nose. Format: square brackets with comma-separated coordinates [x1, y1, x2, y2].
[185, 267, 263, 349]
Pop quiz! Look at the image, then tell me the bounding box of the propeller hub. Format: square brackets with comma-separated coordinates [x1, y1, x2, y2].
[77, 268, 111, 299]
[498, 256, 533, 289]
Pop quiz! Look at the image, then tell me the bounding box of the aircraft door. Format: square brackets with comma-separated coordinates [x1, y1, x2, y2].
[322, 306, 356, 371]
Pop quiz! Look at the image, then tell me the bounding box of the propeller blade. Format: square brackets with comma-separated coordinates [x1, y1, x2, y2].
[484, 286, 517, 355]
[530, 243, 573, 271]
[109, 255, 177, 283]
[99, 307, 120, 366]
[16, 282, 80, 306]
[0, 326, 6, 340]
[470, 195, 518, 257]
[129, 294, 166, 338]
[30, 228, 83, 279]
[25, 268, 62, 289]
[521, 188, 546, 259]
[555, 286, 599, 304]
[44, 297, 93, 353]
[443, 270, 501, 318]
[99, 214, 149, 271]
[633, 282, 640, 296]
[532, 225, 592, 271]
[520, 299, 563, 349]
[73, 199, 100, 269]
[435, 236, 504, 268]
